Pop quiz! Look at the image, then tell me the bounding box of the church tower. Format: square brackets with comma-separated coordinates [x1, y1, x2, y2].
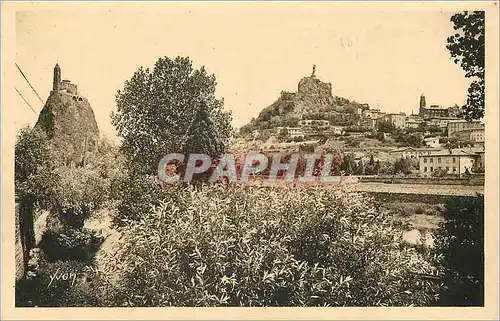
[53, 63, 61, 91]
[419, 94, 426, 117]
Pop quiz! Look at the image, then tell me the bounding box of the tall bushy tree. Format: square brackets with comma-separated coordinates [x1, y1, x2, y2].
[447, 11, 485, 120]
[277, 127, 290, 142]
[111, 56, 233, 224]
[111, 56, 233, 175]
[393, 157, 417, 175]
[15, 127, 54, 268]
[340, 153, 356, 175]
[434, 196, 484, 306]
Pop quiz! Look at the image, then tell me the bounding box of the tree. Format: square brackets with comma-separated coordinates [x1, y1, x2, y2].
[432, 167, 449, 177]
[37, 137, 121, 262]
[377, 120, 396, 134]
[340, 153, 356, 175]
[394, 132, 423, 148]
[354, 160, 365, 175]
[292, 136, 304, 143]
[364, 155, 376, 175]
[434, 196, 484, 306]
[393, 157, 417, 175]
[278, 127, 290, 142]
[368, 155, 375, 166]
[111, 56, 233, 176]
[374, 160, 381, 174]
[447, 11, 485, 120]
[15, 127, 53, 269]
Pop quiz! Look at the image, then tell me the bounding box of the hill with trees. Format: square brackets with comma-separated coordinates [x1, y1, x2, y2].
[240, 71, 370, 134]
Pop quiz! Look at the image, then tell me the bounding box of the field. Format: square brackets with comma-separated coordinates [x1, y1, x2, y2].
[348, 182, 484, 196]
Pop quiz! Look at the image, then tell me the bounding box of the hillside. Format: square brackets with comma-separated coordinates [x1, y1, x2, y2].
[241, 73, 370, 133]
[35, 89, 100, 164]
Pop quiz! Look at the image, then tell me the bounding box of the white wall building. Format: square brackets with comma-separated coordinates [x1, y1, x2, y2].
[385, 113, 406, 129]
[389, 147, 444, 159]
[419, 150, 478, 176]
[424, 137, 441, 148]
[330, 125, 345, 136]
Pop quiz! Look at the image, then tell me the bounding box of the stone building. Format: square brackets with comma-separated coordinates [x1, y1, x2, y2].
[405, 115, 424, 129]
[450, 128, 485, 143]
[419, 149, 478, 176]
[425, 116, 460, 129]
[418, 94, 461, 119]
[447, 119, 484, 137]
[276, 127, 305, 139]
[385, 113, 406, 129]
[424, 136, 441, 148]
[52, 63, 78, 94]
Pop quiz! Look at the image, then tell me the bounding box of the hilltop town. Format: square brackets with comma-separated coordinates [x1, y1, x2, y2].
[234, 66, 485, 178]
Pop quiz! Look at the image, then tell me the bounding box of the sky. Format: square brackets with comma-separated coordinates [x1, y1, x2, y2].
[14, 5, 471, 142]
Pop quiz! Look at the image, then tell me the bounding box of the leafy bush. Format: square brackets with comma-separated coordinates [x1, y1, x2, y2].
[394, 157, 418, 175]
[47, 166, 112, 228]
[432, 168, 449, 177]
[394, 132, 423, 148]
[16, 256, 108, 307]
[377, 120, 396, 134]
[40, 228, 103, 263]
[103, 185, 439, 307]
[345, 137, 362, 147]
[112, 174, 165, 226]
[434, 196, 484, 306]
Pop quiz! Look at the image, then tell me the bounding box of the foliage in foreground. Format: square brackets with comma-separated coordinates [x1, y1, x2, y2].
[102, 186, 439, 307]
[434, 195, 484, 306]
[16, 256, 106, 307]
[447, 11, 484, 120]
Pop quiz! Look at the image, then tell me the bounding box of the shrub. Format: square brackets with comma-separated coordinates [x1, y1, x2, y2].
[394, 157, 418, 175]
[394, 132, 423, 148]
[424, 208, 440, 216]
[112, 174, 165, 227]
[434, 196, 484, 306]
[432, 168, 448, 177]
[16, 256, 108, 307]
[103, 185, 439, 307]
[384, 202, 435, 218]
[414, 206, 424, 215]
[40, 228, 103, 263]
[47, 166, 112, 228]
[345, 137, 361, 147]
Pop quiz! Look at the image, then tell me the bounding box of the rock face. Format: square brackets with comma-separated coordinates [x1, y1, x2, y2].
[298, 76, 333, 97]
[244, 70, 369, 131]
[291, 76, 335, 116]
[35, 64, 99, 164]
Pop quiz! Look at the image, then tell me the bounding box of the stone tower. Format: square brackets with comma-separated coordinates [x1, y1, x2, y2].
[419, 94, 426, 117]
[53, 63, 61, 91]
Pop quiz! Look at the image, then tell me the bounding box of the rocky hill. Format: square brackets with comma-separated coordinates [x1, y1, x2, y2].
[241, 73, 370, 133]
[35, 89, 100, 164]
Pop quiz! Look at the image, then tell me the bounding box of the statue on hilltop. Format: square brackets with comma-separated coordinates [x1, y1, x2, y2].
[311, 64, 316, 77]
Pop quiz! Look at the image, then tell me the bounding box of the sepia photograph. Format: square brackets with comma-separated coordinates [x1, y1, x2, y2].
[1, 1, 499, 319]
